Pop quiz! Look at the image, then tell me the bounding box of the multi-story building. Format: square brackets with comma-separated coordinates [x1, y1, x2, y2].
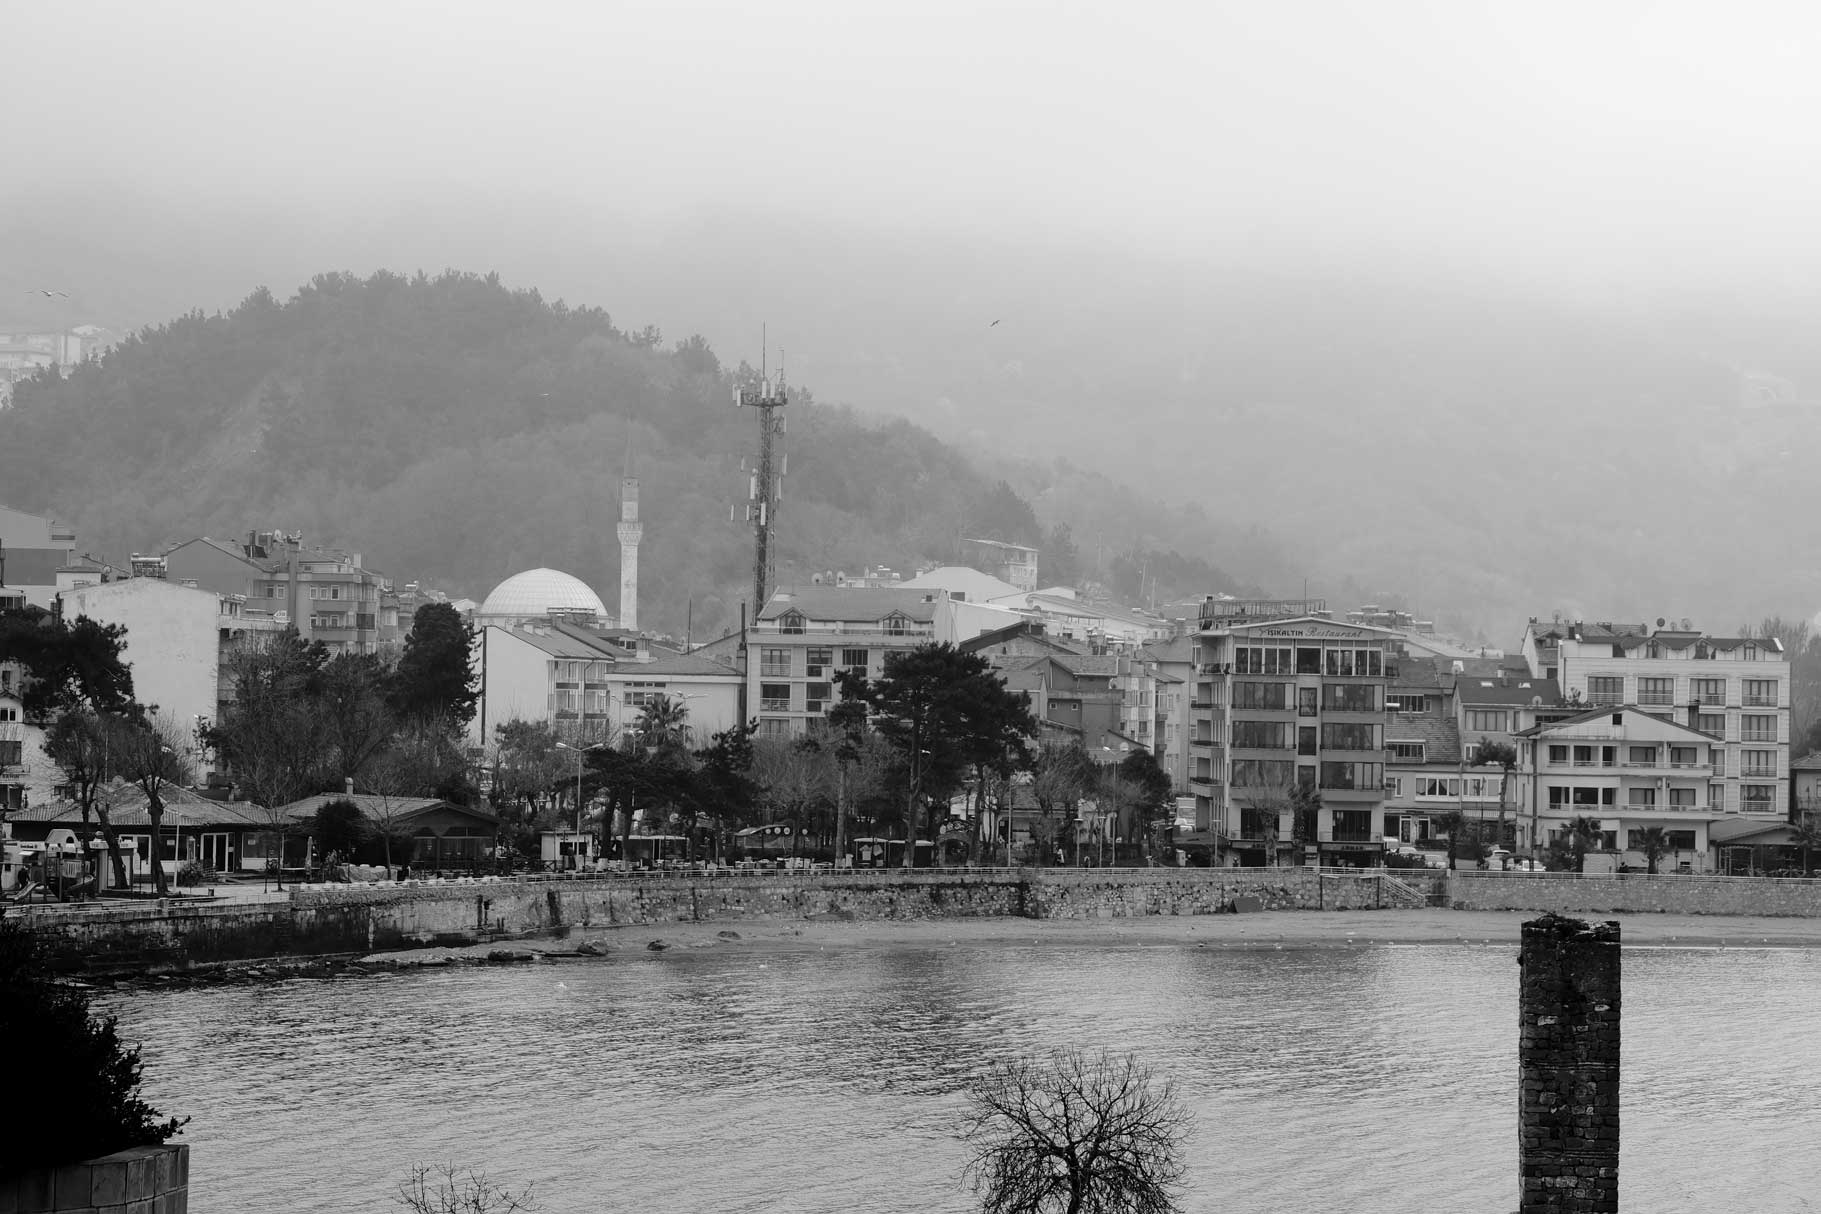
[1520, 619, 1789, 817]
[1514, 707, 1731, 872]
[1381, 658, 1566, 849]
[163, 531, 392, 654]
[1188, 608, 1396, 866]
[748, 586, 968, 737]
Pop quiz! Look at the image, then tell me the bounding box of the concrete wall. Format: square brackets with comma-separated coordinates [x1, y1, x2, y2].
[17, 868, 1446, 971]
[62, 579, 221, 738]
[1, 1144, 188, 1213]
[1451, 871, 1821, 917]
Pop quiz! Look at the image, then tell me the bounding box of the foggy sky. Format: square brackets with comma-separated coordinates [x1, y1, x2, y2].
[12, 0, 1821, 297]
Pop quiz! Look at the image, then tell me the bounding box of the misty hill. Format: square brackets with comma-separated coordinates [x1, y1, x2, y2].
[0, 271, 1272, 638]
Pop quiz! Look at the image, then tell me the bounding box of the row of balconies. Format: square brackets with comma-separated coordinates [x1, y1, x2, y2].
[1589, 692, 1781, 709]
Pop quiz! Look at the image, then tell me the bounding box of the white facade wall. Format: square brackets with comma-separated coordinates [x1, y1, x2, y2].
[473, 627, 561, 748]
[60, 579, 220, 746]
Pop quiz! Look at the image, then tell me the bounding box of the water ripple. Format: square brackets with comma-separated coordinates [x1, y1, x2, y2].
[104, 938, 1821, 1214]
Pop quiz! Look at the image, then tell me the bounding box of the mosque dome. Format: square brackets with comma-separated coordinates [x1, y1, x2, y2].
[478, 568, 610, 623]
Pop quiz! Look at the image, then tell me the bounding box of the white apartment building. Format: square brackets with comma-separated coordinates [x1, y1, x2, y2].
[1514, 707, 1730, 872]
[1520, 619, 1788, 817]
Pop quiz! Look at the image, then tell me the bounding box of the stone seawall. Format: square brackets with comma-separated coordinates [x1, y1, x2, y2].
[1450, 872, 1821, 917]
[18, 868, 1443, 972]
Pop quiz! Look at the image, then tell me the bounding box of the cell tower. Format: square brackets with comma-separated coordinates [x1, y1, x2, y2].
[733, 346, 787, 612]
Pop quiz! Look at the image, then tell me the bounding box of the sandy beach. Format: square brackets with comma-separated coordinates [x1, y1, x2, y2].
[364, 907, 1821, 966]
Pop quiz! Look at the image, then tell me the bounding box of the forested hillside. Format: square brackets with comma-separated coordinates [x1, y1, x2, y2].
[0, 272, 1271, 637]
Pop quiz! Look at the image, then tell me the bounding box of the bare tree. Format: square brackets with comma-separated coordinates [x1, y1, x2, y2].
[42, 710, 135, 889]
[112, 714, 193, 896]
[396, 1163, 536, 1214]
[962, 1049, 1191, 1214]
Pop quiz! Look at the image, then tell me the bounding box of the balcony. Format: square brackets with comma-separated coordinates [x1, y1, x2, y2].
[1638, 692, 1675, 707]
[1692, 693, 1726, 706]
[759, 664, 791, 678]
[1587, 692, 1625, 706]
[1743, 696, 1779, 708]
[759, 698, 791, 713]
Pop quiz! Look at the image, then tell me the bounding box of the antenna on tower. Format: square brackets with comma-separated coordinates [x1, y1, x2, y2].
[734, 329, 788, 609]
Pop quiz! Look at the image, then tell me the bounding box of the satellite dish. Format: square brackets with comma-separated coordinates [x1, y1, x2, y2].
[274, 611, 290, 625]
[1681, 617, 1692, 630]
[1656, 617, 1667, 628]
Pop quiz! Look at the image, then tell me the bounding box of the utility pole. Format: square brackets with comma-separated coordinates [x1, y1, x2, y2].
[733, 342, 788, 611]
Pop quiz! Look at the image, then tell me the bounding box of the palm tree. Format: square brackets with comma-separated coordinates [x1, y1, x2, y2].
[1569, 815, 1604, 873]
[635, 696, 692, 757]
[1637, 825, 1670, 875]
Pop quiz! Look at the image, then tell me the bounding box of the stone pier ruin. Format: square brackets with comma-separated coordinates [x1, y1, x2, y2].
[1518, 913, 1620, 1214]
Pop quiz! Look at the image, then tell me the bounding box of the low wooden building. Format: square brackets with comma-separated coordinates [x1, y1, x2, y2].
[277, 793, 500, 868]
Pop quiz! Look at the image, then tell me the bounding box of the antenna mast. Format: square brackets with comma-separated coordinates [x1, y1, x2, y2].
[734, 330, 788, 612]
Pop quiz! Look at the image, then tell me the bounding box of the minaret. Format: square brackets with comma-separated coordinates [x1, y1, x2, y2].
[617, 478, 641, 632]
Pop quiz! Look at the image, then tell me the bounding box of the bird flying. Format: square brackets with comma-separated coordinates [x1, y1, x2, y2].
[28, 289, 68, 298]
[989, 319, 1001, 327]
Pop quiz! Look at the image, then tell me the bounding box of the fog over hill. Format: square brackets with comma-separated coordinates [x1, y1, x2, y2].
[9, 2, 1821, 643]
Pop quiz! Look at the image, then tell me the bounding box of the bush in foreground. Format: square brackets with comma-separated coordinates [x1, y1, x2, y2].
[0, 922, 185, 1173]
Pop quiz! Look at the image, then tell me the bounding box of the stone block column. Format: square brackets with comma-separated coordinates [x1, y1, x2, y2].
[1519, 913, 1619, 1214]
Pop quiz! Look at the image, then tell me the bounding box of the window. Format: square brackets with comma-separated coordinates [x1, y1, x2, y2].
[1638, 677, 1673, 706]
[1588, 676, 1624, 705]
[329, 585, 343, 601]
[1296, 647, 1322, 674]
[1691, 677, 1725, 705]
[0, 707, 14, 723]
[1669, 746, 1698, 767]
[1742, 750, 1777, 777]
[882, 614, 908, 636]
[1463, 743, 1480, 765]
[1548, 786, 1569, 809]
[1572, 745, 1595, 766]
[1320, 761, 1382, 790]
[806, 648, 833, 677]
[1668, 788, 1697, 807]
[1298, 727, 1318, 756]
[1743, 785, 1777, 811]
[805, 682, 832, 714]
[1330, 810, 1372, 841]
[1465, 710, 1507, 732]
[1711, 748, 1727, 777]
[779, 612, 805, 635]
[1240, 806, 1280, 839]
[760, 648, 791, 678]
[1323, 684, 1378, 712]
[1417, 776, 1459, 798]
[1384, 778, 1403, 798]
[1388, 742, 1426, 763]
[1231, 720, 1293, 749]
[0, 740, 20, 766]
[1232, 682, 1289, 710]
[1234, 646, 1293, 675]
[1391, 693, 1428, 714]
[1627, 788, 1656, 807]
[1297, 687, 1318, 717]
[1548, 744, 1569, 764]
[1741, 714, 1777, 742]
[1321, 723, 1379, 751]
[1710, 782, 1727, 810]
[1695, 712, 1725, 738]
[1743, 679, 1778, 707]
[1323, 648, 1383, 677]
[842, 648, 869, 670]
[1231, 759, 1295, 787]
[1628, 746, 1657, 765]
[757, 718, 791, 738]
[759, 684, 792, 712]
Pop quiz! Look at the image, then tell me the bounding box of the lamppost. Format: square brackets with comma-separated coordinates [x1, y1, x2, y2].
[555, 741, 601, 867]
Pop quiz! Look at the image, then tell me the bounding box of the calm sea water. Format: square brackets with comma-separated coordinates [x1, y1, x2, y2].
[106, 933, 1821, 1213]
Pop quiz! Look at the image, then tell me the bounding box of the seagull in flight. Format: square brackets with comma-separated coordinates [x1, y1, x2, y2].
[988, 319, 1001, 327]
[28, 289, 68, 298]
